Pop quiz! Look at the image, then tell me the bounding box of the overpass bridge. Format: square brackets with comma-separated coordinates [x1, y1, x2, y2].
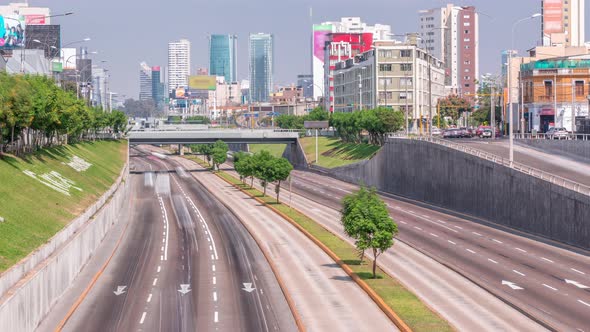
[128, 129, 300, 145]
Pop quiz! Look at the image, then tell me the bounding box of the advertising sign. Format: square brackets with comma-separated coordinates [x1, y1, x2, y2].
[312, 24, 333, 99]
[543, 0, 563, 34]
[189, 75, 216, 90]
[25, 15, 46, 25]
[175, 87, 186, 99]
[52, 62, 63, 73]
[0, 14, 25, 49]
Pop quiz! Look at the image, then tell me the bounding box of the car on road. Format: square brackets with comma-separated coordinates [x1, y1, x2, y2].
[432, 127, 443, 136]
[458, 127, 474, 138]
[443, 128, 462, 138]
[481, 129, 493, 138]
[546, 127, 569, 139]
[476, 126, 500, 138]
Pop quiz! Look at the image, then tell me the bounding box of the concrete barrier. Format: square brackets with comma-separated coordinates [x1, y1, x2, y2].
[313, 138, 590, 250]
[0, 164, 129, 332]
[516, 139, 590, 163]
[282, 140, 309, 169]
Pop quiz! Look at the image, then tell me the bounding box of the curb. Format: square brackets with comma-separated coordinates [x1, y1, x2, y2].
[216, 173, 412, 332]
[189, 172, 306, 332]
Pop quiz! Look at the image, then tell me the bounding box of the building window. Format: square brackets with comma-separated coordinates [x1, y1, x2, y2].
[400, 50, 412, 58]
[464, 22, 471, 26]
[544, 80, 553, 96]
[400, 63, 412, 71]
[400, 77, 413, 86]
[379, 50, 394, 58]
[379, 78, 393, 86]
[399, 92, 412, 100]
[575, 80, 585, 96]
[379, 64, 392, 72]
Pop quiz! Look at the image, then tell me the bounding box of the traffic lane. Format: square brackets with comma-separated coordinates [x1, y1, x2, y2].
[160, 156, 297, 331]
[62, 171, 167, 332]
[457, 140, 590, 186]
[188, 160, 398, 331]
[289, 171, 590, 330]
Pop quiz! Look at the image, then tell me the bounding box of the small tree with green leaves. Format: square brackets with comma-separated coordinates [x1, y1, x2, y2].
[197, 144, 214, 165]
[341, 187, 398, 278]
[272, 157, 293, 203]
[211, 140, 229, 171]
[235, 153, 256, 187]
[252, 150, 275, 196]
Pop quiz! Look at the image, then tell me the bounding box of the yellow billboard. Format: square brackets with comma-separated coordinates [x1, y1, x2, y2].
[189, 75, 216, 90]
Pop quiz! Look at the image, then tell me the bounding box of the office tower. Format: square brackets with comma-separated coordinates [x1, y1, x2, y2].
[139, 62, 152, 101]
[249, 33, 274, 103]
[297, 74, 313, 99]
[419, 4, 479, 97]
[151, 66, 165, 109]
[209, 34, 238, 83]
[168, 39, 191, 93]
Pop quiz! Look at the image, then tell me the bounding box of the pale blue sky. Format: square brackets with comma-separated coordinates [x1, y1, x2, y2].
[29, 0, 590, 99]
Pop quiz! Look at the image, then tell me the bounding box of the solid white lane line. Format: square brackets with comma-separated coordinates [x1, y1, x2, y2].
[448, 240, 457, 245]
[541, 257, 554, 263]
[515, 247, 527, 253]
[186, 196, 219, 260]
[492, 239, 503, 244]
[513, 270, 526, 276]
[472, 232, 482, 236]
[213, 276, 216, 285]
[578, 299, 590, 307]
[466, 249, 476, 254]
[140, 312, 147, 324]
[543, 284, 558, 291]
[430, 233, 439, 238]
[488, 258, 498, 264]
[147, 294, 152, 303]
[572, 268, 586, 275]
[414, 226, 423, 231]
[213, 292, 217, 302]
[157, 266, 161, 273]
[214, 311, 219, 323]
[153, 278, 158, 286]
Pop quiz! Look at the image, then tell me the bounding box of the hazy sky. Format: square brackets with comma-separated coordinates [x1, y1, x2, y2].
[32, 0, 590, 100]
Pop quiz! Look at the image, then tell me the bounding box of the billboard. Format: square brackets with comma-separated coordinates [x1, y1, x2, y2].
[25, 25, 61, 58]
[25, 15, 46, 25]
[189, 75, 216, 90]
[0, 14, 25, 49]
[312, 24, 333, 100]
[175, 87, 186, 99]
[543, 0, 563, 34]
[62, 48, 77, 70]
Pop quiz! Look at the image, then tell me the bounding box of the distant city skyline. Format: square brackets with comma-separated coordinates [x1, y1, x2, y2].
[35, 0, 590, 100]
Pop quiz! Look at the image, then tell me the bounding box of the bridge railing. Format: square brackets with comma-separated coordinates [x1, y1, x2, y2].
[514, 133, 590, 141]
[394, 136, 590, 196]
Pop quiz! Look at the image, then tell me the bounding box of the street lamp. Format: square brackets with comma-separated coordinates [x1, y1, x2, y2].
[508, 13, 541, 167]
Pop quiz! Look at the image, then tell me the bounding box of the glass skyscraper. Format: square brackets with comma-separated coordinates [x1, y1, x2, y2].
[151, 66, 165, 110]
[249, 33, 274, 103]
[209, 34, 238, 83]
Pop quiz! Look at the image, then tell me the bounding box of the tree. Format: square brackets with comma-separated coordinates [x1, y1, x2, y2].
[437, 95, 472, 125]
[198, 144, 214, 165]
[341, 187, 398, 278]
[306, 107, 329, 121]
[211, 140, 229, 171]
[252, 150, 275, 196]
[272, 157, 293, 203]
[235, 153, 256, 187]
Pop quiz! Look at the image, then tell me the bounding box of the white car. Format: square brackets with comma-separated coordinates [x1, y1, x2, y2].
[546, 127, 569, 139]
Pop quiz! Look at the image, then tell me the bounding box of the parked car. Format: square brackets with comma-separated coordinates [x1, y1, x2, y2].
[546, 127, 569, 139]
[432, 127, 443, 136]
[458, 127, 474, 138]
[443, 128, 462, 138]
[481, 129, 493, 138]
[476, 126, 500, 138]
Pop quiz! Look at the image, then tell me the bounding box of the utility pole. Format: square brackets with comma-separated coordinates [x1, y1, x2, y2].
[572, 80, 576, 133]
[491, 85, 496, 139]
[428, 59, 432, 137]
[405, 71, 409, 136]
[358, 73, 363, 111]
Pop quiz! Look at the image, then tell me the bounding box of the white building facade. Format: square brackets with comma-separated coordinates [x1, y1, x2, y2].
[168, 39, 191, 93]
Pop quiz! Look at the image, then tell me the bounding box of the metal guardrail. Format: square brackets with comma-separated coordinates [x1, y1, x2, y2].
[514, 133, 590, 141]
[398, 136, 590, 196]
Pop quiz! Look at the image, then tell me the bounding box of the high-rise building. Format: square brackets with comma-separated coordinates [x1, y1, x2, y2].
[419, 5, 479, 98]
[501, 50, 517, 87]
[542, 0, 585, 47]
[209, 34, 238, 83]
[139, 62, 152, 101]
[151, 66, 165, 109]
[168, 39, 191, 93]
[297, 74, 313, 99]
[312, 18, 392, 101]
[249, 33, 274, 103]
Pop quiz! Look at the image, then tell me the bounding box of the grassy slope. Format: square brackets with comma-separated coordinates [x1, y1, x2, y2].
[248, 144, 286, 158]
[0, 140, 127, 272]
[217, 171, 452, 332]
[300, 137, 380, 168]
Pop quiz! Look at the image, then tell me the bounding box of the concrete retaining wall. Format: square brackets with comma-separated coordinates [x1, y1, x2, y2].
[315, 138, 590, 250]
[0, 164, 129, 332]
[282, 140, 309, 169]
[516, 139, 590, 163]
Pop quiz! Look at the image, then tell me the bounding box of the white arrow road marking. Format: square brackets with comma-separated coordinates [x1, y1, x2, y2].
[242, 283, 256, 293]
[113, 286, 127, 296]
[178, 284, 192, 295]
[502, 280, 524, 290]
[565, 279, 589, 289]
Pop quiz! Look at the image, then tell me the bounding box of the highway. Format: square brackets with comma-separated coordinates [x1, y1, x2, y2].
[224, 160, 588, 331]
[40, 147, 297, 331]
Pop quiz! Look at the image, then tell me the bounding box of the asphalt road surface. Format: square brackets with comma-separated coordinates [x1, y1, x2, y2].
[235, 164, 589, 332]
[44, 147, 296, 332]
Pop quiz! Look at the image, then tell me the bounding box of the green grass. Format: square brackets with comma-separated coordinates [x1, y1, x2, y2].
[248, 144, 287, 158]
[0, 140, 127, 272]
[217, 171, 453, 332]
[300, 137, 381, 168]
[184, 154, 211, 169]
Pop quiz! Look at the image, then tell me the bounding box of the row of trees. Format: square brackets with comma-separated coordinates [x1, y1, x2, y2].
[190, 140, 229, 171]
[234, 150, 293, 203]
[275, 107, 330, 129]
[331, 107, 404, 146]
[0, 72, 127, 156]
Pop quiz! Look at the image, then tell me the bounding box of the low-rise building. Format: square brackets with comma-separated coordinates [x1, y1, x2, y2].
[333, 40, 445, 130]
[521, 55, 590, 132]
[270, 86, 303, 104]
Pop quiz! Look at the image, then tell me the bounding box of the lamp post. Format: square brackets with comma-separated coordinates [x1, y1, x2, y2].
[508, 13, 541, 167]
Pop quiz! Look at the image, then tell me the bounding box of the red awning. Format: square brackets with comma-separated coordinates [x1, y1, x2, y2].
[540, 108, 555, 116]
